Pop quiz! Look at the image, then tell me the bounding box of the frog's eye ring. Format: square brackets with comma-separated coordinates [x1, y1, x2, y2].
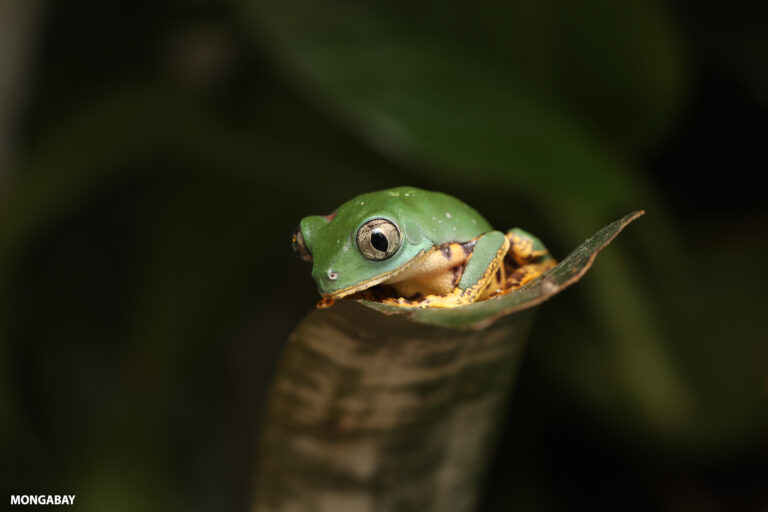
[292, 227, 312, 263]
[357, 219, 401, 261]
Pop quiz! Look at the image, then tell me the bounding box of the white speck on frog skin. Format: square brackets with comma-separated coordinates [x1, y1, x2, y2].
[359, 201, 365, 205]
[472, 219, 477, 225]
[452, 226, 456, 231]
[438, 220, 442, 223]
[445, 212, 452, 218]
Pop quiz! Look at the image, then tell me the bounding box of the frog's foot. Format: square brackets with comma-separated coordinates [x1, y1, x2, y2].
[506, 228, 554, 266]
[489, 260, 556, 298]
[316, 297, 336, 309]
[483, 228, 556, 297]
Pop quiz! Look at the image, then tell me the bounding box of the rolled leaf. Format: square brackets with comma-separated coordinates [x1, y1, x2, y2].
[251, 211, 643, 512]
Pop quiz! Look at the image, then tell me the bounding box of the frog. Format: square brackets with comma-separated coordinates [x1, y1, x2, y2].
[292, 187, 556, 309]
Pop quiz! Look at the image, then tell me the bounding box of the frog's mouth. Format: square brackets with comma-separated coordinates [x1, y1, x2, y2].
[321, 251, 429, 302]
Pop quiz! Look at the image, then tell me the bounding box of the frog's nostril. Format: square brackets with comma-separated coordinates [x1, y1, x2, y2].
[328, 270, 339, 281]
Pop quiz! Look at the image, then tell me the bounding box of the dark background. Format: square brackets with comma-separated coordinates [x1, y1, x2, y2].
[1, 1, 767, 511]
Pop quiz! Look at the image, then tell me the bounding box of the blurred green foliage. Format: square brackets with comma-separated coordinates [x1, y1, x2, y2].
[1, 0, 767, 511]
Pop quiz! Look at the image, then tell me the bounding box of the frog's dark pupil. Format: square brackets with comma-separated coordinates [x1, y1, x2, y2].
[371, 230, 388, 252]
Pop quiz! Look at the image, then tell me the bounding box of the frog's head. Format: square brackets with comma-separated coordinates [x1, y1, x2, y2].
[292, 189, 432, 299]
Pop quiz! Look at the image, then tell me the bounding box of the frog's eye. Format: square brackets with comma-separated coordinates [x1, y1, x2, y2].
[357, 219, 401, 261]
[292, 227, 312, 263]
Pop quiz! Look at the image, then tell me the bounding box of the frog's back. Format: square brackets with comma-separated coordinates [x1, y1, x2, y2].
[341, 186, 492, 245]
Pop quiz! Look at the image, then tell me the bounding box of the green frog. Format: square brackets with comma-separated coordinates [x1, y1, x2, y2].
[292, 187, 556, 308]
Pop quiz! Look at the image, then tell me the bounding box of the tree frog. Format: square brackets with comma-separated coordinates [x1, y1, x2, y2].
[292, 187, 556, 308]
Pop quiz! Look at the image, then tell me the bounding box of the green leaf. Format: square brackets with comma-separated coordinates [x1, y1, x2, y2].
[241, 0, 684, 153]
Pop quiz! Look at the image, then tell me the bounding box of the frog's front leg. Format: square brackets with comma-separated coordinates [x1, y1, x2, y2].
[422, 231, 510, 308]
